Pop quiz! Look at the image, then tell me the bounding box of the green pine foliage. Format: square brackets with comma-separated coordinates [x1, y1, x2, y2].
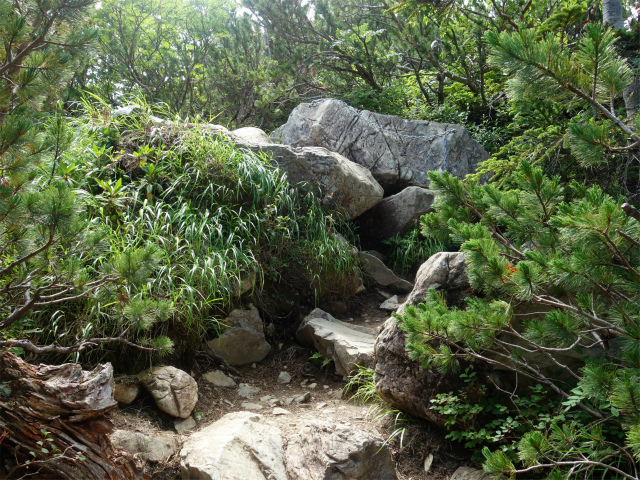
[475, 22, 639, 187]
[398, 162, 640, 478]
[1, 0, 173, 358]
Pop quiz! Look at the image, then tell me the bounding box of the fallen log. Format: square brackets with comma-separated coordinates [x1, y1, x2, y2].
[0, 352, 145, 479]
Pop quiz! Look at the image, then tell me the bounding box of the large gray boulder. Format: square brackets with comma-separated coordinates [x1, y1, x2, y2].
[272, 99, 488, 191]
[230, 127, 383, 219]
[139, 366, 198, 419]
[296, 309, 377, 379]
[207, 304, 271, 366]
[374, 252, 472, 425]
[357, 187, 436, 244]
[180, 411, 286, 480]
[285, 422, 397, 480]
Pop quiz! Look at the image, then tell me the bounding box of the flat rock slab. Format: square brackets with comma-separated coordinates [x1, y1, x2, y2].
[139, 366, 198, 419]
[207, 304, 271, 366]
[359, 252, 413, 292]
[110, 430, 178, 462]
[285, 421, 397, 480]
[273, 98, 488, 192]
[203, 370, 236, 387]
[296, 309, 377, 379]
[180, 411, 286, 480]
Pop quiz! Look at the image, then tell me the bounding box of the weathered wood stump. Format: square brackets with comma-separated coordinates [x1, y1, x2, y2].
[0, 352, 145, 479]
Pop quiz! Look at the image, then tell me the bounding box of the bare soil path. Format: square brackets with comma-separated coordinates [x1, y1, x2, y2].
[112, 290, 463, 479]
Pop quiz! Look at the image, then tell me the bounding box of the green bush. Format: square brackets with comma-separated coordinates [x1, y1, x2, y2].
[397, 161, 640, 478]
[27, 98, 360, 366]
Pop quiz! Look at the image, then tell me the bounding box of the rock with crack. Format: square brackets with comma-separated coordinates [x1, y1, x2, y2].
[359, 252, 413, 292]
[284, 421, 397, 480]
[272, 98, 488, 192]
[296, 309, 377, 379]
[110, 430, 179, 462]
[139, 366, 198, 419]
[374, 252, 471, 425]
[180, 411, 287, 480]
[357, 186, 436, 245]
[207, 304, 271, 366]
[406, 252, 469, 306]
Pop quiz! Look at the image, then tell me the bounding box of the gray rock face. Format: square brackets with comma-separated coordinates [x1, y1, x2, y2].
[359, 252, 413, 292]
[296, 309, 377, 379]
[110, 430, 178, 462]
[357, 187, 436, 243]
[241, 142, 383, 219]
[374, 252, 471, 425]
[180, 411, 286, 480]
[139, 366, 198, 419]
[284, 422, 397, 480]
[274, 99, 488, 191]
[207, 304, 271, 366]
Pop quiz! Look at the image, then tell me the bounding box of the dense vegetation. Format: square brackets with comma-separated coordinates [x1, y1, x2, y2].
[3, 0, 640, 477]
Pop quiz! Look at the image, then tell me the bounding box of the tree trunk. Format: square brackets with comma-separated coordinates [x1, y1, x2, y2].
[0, 352, 145, 480]
[602, 0, 624, 30]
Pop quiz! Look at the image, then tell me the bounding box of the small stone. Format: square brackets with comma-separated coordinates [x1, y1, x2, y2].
[203, 370, 236, 387]
[316, 402, 328, 409]
[251, 363, 257, 369]
[424, 453, 434, 473]
[284, 397, 294, 406]
[323, 385, 329, 389]
[237, 383, 261, 399]
[174, 416, 197, 434]
[114, 381, 140, 405]
[269, 399, 281, 407]
[308, 383, 317, 389]
[224, 399, 234, 407]
[323, 409, 336, 414]
[379, 295, 401, 312]
[298, 404, 311, 409]
[329, 389, 343, 399]
[273, 408, 290, 415]
[295, 392, 311, 403]
[260, 395, 274, 402]
[277, 371, 292, 384]
[240, 402, 263, 410]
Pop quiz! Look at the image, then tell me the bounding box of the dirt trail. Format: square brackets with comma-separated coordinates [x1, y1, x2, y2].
[112, 290, 459, 479]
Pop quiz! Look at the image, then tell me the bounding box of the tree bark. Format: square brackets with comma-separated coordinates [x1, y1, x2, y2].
[0, 352, 145, 479]
[602, 0, 625, 30]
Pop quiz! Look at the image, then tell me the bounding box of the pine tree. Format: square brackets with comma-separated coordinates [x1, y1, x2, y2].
[400, 162, 640, 478]
[0, 0, 169, 355]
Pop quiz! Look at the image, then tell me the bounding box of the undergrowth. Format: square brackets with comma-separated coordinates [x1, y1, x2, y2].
[19, 97, 360, 369]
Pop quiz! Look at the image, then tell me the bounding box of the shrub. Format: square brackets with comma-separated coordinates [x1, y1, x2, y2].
[397, 161, 640, 478]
